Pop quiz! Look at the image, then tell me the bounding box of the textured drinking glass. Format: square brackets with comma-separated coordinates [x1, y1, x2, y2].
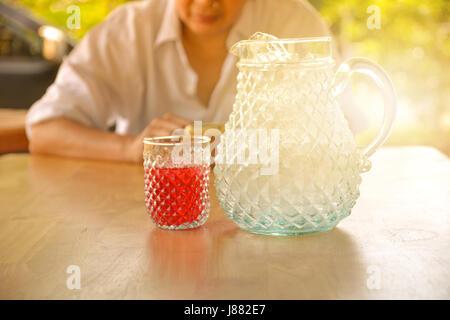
[143, 136, 211, 230]
[214, 33, 396, 236]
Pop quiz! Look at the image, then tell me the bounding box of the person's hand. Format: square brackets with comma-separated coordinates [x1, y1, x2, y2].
[127, 113, 192, 163]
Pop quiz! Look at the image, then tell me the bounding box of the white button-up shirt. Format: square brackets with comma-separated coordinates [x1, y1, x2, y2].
[26, 0, 332, 137]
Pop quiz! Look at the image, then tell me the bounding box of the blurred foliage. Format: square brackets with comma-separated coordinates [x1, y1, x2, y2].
[310, 0, 450, 155]
[6, 0, 450, 154]
[7, 0, 133, 39]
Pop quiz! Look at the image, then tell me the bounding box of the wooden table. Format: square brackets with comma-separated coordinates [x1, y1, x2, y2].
[0, 147, 449, 299]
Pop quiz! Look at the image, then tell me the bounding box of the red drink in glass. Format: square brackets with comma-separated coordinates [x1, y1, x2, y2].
[143, 135, 211, 230]
[145, 165, 210, 228]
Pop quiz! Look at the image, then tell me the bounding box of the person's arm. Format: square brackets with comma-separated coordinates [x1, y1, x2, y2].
[27, 4, 193, 163]
[29, 113, 192, 163]
[29, 118, 134, 162]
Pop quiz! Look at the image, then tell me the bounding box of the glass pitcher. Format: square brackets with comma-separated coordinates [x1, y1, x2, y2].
[213, 34, 396, 236]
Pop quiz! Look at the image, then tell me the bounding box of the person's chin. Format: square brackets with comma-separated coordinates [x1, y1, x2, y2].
[189, 19, 225, 36]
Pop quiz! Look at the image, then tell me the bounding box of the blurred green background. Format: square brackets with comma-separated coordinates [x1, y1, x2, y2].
[5, 0, 450, 155]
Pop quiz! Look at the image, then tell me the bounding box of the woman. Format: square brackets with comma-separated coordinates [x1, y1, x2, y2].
[27, 0, 331, 162]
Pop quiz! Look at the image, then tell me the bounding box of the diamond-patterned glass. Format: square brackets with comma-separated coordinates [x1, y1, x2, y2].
[144, 136, 210, 230]
[214, 58, 370, 235]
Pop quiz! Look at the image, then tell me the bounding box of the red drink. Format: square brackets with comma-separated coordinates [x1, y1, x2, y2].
[145, 165, 210, 228]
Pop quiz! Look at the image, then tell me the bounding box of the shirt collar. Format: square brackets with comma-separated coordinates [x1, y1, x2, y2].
[154, 0, 180, 48]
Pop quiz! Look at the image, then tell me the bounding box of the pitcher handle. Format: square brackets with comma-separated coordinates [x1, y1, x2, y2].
[332, 57, 397, 158]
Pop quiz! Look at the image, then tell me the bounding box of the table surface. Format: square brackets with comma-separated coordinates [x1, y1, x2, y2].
[0, 147, 449, 299]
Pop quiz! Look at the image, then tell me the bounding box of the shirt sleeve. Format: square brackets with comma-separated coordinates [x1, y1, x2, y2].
[26, 4, 145, 139]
